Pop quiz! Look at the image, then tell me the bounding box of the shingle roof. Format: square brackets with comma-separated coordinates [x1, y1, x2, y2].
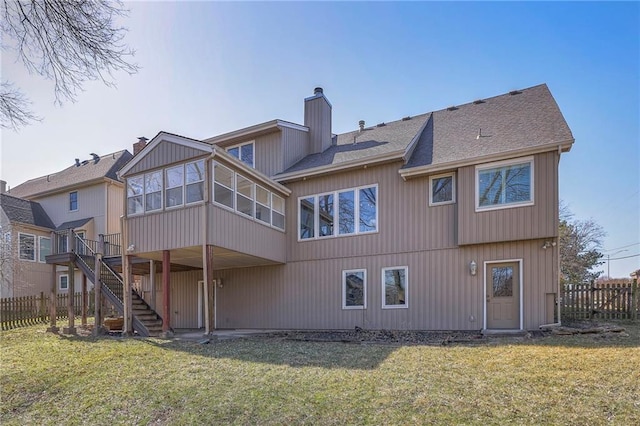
[0, 194, 55, 229]
[403, 84, 574, 170]
[280, 113, 430, 175]
[279, 84, 572, 177]
[56, 218, 93, 231]
[10, 150, 133, 198]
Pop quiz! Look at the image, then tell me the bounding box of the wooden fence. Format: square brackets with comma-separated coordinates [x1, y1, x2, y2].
[0, 291, 94, 331]
[561, 280, 638, 320]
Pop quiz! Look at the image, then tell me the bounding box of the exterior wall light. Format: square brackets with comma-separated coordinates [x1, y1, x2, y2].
[469, 260, 477, 276]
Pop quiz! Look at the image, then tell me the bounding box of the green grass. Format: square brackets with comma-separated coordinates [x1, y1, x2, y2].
[1, 323, 639, 425]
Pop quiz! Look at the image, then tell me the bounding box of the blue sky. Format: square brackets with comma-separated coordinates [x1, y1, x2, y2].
[1, 2, 638, 277]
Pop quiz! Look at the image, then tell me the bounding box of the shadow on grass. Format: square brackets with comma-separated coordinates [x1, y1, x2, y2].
[138, 336, 399, 370]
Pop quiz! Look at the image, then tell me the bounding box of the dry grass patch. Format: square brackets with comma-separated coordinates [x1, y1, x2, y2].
[1, 322, 638, 425]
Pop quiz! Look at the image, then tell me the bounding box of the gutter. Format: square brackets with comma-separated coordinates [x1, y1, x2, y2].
[399, 139, 574, 180]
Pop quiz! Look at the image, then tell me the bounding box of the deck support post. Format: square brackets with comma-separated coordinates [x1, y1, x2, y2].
[93, 235, 104, 336]
[122, 254, 133, 335]
[63, 261, 76, 335]
[81, 274, 87, 326]
[149, 260, 156, 310]
[47, 261, 58, 333]
[203, 245, 215, 334]
[161, 250, 172, 337]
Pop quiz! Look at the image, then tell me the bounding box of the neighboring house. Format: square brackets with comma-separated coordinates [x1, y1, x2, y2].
[0, 191, 55, 298]
[115, 84, 574, 334]
[6, 150, 133, 296]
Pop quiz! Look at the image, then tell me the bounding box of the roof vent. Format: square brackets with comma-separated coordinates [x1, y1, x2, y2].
[509, 90, 522, 96]
[81, 160, 89, 166]
[314, 87, 323, 95]
[447, 106, 458, 111]
[90, 153, 100, 164]
[473, 99, 485, 105]
[359, 120, 365, 131]
[376, 122, 386, 127]
[402, 116, 411, 121]
[75, 158, 81, 167]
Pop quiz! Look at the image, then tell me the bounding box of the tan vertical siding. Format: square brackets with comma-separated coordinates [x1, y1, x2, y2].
[214, 239, 555, 330]
[457, 151, 559, 245]
[126, 205, 203, 252]
[145, 270, 202, 328]
[208, 205, 286, 263]
[33, 183, 106, 238]
[285, 162, 456, 263]
[254, 132, 283, 177]
[282, 127, 310, 173]
[127, 142, 209, 175]
[106, 183, 124, 235]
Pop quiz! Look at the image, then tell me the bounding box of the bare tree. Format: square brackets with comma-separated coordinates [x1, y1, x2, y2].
[559, 202, 606, 284]
[1, 0, 138, 130]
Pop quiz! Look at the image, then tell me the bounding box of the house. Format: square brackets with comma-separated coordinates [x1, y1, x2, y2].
[109, 83, 573, 336]
[5, 150, 133, 298]
[0, 188, 55, 298]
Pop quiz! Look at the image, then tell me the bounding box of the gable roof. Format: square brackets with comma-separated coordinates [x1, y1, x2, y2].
[401, 84, 574, 177]
[56, 218, 93, 231]
[10, 150, 133, 198]
[0, 194, 55, 229]
[276, 84, 573, 181]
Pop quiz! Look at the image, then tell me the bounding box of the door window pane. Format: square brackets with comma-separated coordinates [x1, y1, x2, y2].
[492, 266, 514, 297]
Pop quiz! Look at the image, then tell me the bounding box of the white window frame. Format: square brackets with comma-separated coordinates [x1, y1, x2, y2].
[185, 159, 206, 205]
[298, 184, 379, 241]
[211, 160, 285, 232]
[59, 274, 69, 291]
[165, 164, 185, 209]
[18, 232, 36, 262]
[475, 157, 534, 212]
[382, 266, 409, 309]
[69, 191, 78, 211]
[342, 269, 367, 310]
[126, 175, 144, 216]
[429, 172, 456, 206]
[144, 170, 163, 213]
[38, 236, 51, 263]
[226, 141, 255, 168]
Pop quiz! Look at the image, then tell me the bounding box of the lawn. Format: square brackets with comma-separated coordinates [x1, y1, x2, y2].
[1, 322, 639, 425]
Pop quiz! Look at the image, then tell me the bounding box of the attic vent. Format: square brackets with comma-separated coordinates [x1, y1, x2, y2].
[359, 120, 365, 131]
[509, 90, 522, 96]
[376, 122, 386, 127]
[81, 160, 89, 166]
[473, 99, 485, 105]
[90, 153, 100, 164]
[75, 158, 80, 167]
[447, 106, 458, 111]
[402, 116, 411, 121]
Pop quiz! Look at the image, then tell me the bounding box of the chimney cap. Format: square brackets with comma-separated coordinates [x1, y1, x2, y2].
[137, 136, 149, 142]
[314, 87, 323, 95]
[359, 120, 365, 131]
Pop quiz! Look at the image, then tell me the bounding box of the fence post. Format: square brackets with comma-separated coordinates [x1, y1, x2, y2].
[632, 279, 638, 321]
[588, 280, 595, 320]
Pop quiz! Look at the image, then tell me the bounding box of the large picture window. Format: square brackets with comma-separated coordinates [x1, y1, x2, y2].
[382, 266, 408, 309]
[299, 184, 378, 241]
[429, 173, 455, 206]
[342, 269, 366, 309]
[476, 157, 533, 211]
[227, 141, 254, 168]
[18, 233, 36, 261]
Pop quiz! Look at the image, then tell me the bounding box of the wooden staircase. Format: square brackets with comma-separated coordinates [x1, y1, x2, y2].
[70, 234, 163, 337]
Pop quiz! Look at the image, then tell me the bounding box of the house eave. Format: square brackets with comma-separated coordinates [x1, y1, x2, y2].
[399, 139, 575, 180]
[274, 150, 405, 184]
[204, 120, 308, 146]
[13, 176, 119, 199]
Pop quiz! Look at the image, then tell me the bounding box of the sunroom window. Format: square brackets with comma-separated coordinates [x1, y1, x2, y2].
[186, 160, 205, 203]
[236, 174, 254, 217]
[213, 163, 234, 208]
[144, 171, 163, 212]
[127, 176, 144, 214]
[165, 165, 184, 208]
[477, 157, 533, 210]
[255, 185, 271, 225]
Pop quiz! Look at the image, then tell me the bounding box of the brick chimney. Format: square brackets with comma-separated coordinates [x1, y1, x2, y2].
[133, 137, 149, 155]
[0, 180, 6, 194]
[304, 87, 332, 154]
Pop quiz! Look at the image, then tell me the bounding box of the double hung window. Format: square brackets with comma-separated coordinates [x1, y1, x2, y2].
[18, 233, 36, 261]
